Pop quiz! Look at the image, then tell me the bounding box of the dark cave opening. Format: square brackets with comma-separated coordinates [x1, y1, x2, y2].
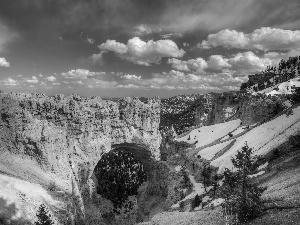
[93, 148, 147, 209]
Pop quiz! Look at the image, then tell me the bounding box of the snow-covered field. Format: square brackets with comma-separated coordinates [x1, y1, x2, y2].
[196, 140, 232, 160]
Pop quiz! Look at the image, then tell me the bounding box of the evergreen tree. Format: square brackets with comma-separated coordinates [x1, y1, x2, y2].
[35, 204, 54, 225]
[221, 143, 266, 224]
[290, 86, 300, 104]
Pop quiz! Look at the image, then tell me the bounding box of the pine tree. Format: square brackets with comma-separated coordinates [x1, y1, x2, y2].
[290, 86, 300, 104]
[221, 143, 266, 224]
[35, 204, 54, 225]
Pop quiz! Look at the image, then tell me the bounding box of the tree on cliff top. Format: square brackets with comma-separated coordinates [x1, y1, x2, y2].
[221, 143, 266, 224]
[35, 204, 54, 225]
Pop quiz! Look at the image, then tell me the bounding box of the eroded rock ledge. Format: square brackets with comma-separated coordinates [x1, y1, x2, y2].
[0, 93, 161, 222]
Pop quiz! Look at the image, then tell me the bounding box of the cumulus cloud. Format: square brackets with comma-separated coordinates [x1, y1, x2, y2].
[120, 74, 141, 81]
[89, 51, 106, 65]
[45, 76, 56, 82]
[207, 55, 231, 70]
[168, 51, 279, 77]
[129, 69, 246, 91]
[26, 76, 38, 83]
[99, 40, 128, 54]
[227, 51, 273, 73]
[167, 58, 207, 73]
[61, 69, 104, 79]
[199, 27, 300, 51]
[99, 37, 185, 66]
[0, 57, 10, 67]
[0, 77, 18, 86]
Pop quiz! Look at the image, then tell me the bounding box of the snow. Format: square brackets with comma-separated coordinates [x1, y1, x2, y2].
[176, 119, 241, 148]
[248, 171, 265, 178]
[211, 106, 300, 173]
[258, 78, 300, 96]
[196, 140, 232, 160]
[208, 198, 225, 208]
[175, 165, 182, 172]
[258, 162, 268, 170]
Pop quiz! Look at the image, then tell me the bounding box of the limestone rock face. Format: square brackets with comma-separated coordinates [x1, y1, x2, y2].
[0, 93, 161, 221]
[160, 92, 288, 135]
[195, 92, 287, 126]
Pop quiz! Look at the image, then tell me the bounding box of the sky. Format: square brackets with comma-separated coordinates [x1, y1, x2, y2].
[0, 0, 300, 98]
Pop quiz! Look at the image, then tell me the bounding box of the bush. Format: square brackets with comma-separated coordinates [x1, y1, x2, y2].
[47, 181, 56, 192]
[191, 194, 202, 209]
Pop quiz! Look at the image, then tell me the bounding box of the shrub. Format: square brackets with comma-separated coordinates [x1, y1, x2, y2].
[191, 194, 202, 209]
[47, 181, 56, 192]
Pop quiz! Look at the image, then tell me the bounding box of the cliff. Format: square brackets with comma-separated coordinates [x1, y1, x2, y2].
[0, 93, 161, 223]
[161, 91, 287, 135]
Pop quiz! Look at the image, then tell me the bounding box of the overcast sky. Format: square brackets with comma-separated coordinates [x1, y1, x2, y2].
[0, 0, 300, 98]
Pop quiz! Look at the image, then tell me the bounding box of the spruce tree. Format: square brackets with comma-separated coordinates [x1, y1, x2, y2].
[35, 204, 54, 225]
[221, 143, 266, 224]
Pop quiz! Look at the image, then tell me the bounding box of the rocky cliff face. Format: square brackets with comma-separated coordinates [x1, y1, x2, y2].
[0, 93, 161, 222]
[161, 91, 288, 134]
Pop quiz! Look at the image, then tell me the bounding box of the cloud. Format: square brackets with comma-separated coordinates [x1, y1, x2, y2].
[0, 77, 18, 86]
[99, 40, 128, 54]
[199, 27, 300, 51]
[61, 69, 104, 79]
[167, 58, 207, 73]
[129, 69, 246, 91]
[159, 0, 257, 33]
[45, 76, 56, 82]
[26, 76, 38, 83]
[0, 57, 10, 67]
[0, 22, 18, 53]
[80, 32, 95, 44]
[168, 51, 279, 76]
[89, 51, 106, 65]
[134, 24, 161, 36]
[160, 33, 183, 39]
[99, 37, 185, 66]
[120, 74, 141, 81]
[227, 51, 273, 73]
[85, 79, 118, 89]
[207, 55, 231, 70]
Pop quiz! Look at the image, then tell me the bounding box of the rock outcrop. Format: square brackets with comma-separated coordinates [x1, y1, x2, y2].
[160, 92, 288, 135]
[0, 93, 161, 223]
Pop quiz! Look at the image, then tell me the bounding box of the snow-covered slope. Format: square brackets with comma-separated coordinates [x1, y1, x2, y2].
[176, 119, 241, 148]
[183, 106, 300, 173]
[257, 77, 300, 96]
